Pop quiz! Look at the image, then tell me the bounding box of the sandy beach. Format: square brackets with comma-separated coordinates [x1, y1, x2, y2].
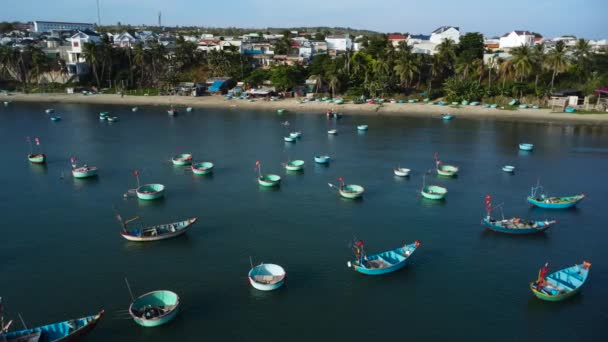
[4, 93, 608, 125]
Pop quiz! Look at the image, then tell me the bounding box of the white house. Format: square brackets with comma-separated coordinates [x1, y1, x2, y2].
[499, 31, 535, 49]
[311, 41, 328, 55]
[552, 36, 577, 47]
[325, 35, 353, 51]
[197, 39, 221, 52]
[114, 32, 139, 48]
[430, 26, 460, 44]
[67, 30, 101, 76]
[220, 39, 242, 52]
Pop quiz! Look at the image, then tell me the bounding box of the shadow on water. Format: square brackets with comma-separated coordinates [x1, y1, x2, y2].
[525, 292, 583, 313]
[122, 233, 195, 252]
[29, 163, 48, 175]
[258, 185, 281, 192]
[527, 206, 582, 216]
[137, 197, 167, 209]
[479, 229, 550, 242]
[72, 175, 100, 189]
[191, 173, 214, 182]
[420, 197, 447, 207]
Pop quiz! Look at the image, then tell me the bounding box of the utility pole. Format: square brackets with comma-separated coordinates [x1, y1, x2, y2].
[158, 11, 162, 28]
[96, 0, 101, 26]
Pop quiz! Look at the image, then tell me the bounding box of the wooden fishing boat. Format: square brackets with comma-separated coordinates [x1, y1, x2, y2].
[191, 162, 214, 175]
[436, 164, 459, 176]
[72, 165, 98, 178]
[339, 184, 365, 199]
[248, 263, 286, 291]
[120, 217, 197, 242]
[327, 129, 338, 135]
[171, 153, 193, 166]
[357, 125, 368, 131]
[27, 153, 46, 164]
[527, 185, 585, 209]
[530, 262, 591, 301]
[394, 167, 410, 177]
[258, 174, 281, 187]
[314, 155, 330, 164]
[129, 290, 179, 327]
[347, 240, 420, 275]
[502, 165, 515, 173]
[136, 184, 165, 200]
[1, 310, 104, 341]
[289, 131, 302, 138]
[45, 108, 54, 114]
[284, 136, 296, 142]
[132, 107, 138, 112]
[50, 116, 61, 122]
[482, 216, 556, 234]
[421, 185, 447, 200]
[519, 143, 534, 151]
[285, 160, 305, 171]
[442, 114, 454, 120]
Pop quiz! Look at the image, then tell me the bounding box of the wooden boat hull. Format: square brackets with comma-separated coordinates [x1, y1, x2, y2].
[339, 185, 364, 199]
[191, 162, 214, 175]
[121, 217, 197, 242]
[258, 175, 281, 187]
[349, 242, 419, 275]
[130, 291, 179, 327]
[72, 167, 98, 178]
[248, 264, 286, 291]
[527, 195, 585, 209]
[530, 263, 590, 301]
[2, 310, 104, 342]
[421, 185, 447, 200]
[136, 184, 165, 200]
[27, 154, 46, 164]
[314, 156, 330, 164]
[437, 164, 459, 176]
[172, 154, 193, 166]
[482, 217, 555, 234]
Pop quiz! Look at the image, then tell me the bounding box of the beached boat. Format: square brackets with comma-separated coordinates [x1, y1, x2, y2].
[470, 101, 480, 106]
[50, 116, 61, 122]
[490, 104, 498, 108]
[357, 125, 368, 131]
[564, 107, 576, 113]
[27, 153, 46, 164]
[248, 263, 286, 291]
[258, 174, 281, 187]
[327, 129, 338, 135]
[502, 165, 515, 173]
[191, 162, 214, 175]
[120, 217, 197, 242]
[72, 165, 98, 178]
[1, 310, 104, 341]
[284, 136, 296, 142]
[132, 107, 138, 112]
[530, 262, 591, 301]
[45, 108, 54, 114]
[421, 185, 447, 200]
[171, 153, 193, 166]
[394, 167, 410, 177]
[519, 143, 534, 151]
[519, 104, 528, 109]
[136, 184, 165, 200]
[508, 99, 518, 106]
[129, 290, 179, 327]
[347, 240, 420, 275]
[442, 114, 454, 120]
[314, 155, 330, 164]
[526, 184, 585, 209]
[285, 160, 305, 171]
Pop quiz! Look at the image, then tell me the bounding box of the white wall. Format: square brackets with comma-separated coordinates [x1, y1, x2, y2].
[325, 37, 353, 51]
[499, 32, 534, 49]
[430, 28, 460, 44]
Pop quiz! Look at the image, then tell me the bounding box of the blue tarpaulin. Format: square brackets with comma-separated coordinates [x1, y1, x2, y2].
[208, 80, 226, 92]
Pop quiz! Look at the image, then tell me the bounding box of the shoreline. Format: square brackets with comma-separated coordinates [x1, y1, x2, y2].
[5, 93, 608, 125]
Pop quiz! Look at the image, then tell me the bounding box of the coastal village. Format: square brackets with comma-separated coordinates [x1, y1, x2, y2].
[1, 20, 607, 114]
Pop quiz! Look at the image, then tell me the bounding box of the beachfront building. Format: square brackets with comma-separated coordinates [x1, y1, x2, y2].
[311, 41, 328, 56]
[114, 32, 139, 48]
[33, 21, 94, 33]
[499, 30, 535, 49]
[325, 35, 353, 51]
[388, 34, 408, 48]
[220, 39, 242, 52]
[430, 26, 460, 44]
[66, 30, 101, 76]
[552, 35, 578, 47]
[197, 38, 221, 52]
[484, 38, 500, 50]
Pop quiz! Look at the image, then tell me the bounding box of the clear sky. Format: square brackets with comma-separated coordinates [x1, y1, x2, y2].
[2, 0, 606, 39]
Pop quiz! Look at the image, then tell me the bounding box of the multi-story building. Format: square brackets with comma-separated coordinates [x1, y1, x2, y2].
[33, 21, 95, 33]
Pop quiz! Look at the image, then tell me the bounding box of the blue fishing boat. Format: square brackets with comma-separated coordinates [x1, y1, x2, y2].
[530, 262, 591, 301]
[564, 107, 576, 113]
[1, 310, 104, 341]
[314, 155, 330, 164]
[357, 124, 369, 131]
[129, 290, 179, 327]
[519, 143, 534, 151]
[50, 116, 61, 122]
[502, 165, 515, 173]
[482, 194, 556, 234]
[347, 240, 420, 275]
[248, 263, 286, 291]
[442, 114, 454, 120]
[527, 184, 585, 209]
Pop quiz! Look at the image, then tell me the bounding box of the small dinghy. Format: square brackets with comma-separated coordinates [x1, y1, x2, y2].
[132, 107, 138, 112]
[434, 153, 458, 176]
[27, 153, 46, 164]
[502, 165, 515, 173]
[172, 153, 193, 166]
[1, 310, 104, 341]
[248, 263, 286, 291]
[394, 167, 410, 177]
[314, 155, 330, 164]
[191, 162, 214, 175]
[347, 240, 420, 275]
[326, 110, 342, 119]
[289, 131, 302, 138]
[119, 216, 197, 242]
[71, 161, 98, 178]
[186, 107, 193, 112]
[136, 184, 165, 200]
[482, 195, 556, 234]
[442, 114, 454, 120]
[167, 108, 178, 116]
[45, 108, 54, 114]
[255, 161, 280, 187]
[526, 184, 585, 209]
[99, 112, 109, 120]
[357, 125, 368, 131]
[284, 136, 296, 142]
[3, 101, 9, 106]
[129, 290, 180, 327]
[421, 185, 447, 200]
[328, 129, 338, 135]
[329, 177, 364, 199]
[519, 143, 534, 151]
[285, 160, 305, 171]
[50, 116, 61, 122]
[530, 261, 591, 301]
[107, 116, 118, 122]
[277, 109, 286, 114]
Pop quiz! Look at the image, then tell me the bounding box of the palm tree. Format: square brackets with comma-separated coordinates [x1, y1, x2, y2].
[82, 42, 101, 88]
[498, 58, 514, 91]
[571, 39, 592, 80]
[531, 43, 545, 93]
[309, 73, 323, 95]
[327, 72, 341, 98]
[394, 52, 418, 90]
[436, 39, 457, 76]
[544, 41, 570, 92]
[510, 45, 533, 82]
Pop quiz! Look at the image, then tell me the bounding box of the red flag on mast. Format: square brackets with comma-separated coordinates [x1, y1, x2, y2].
[133, 170, 139, 177]
[255, 161, 260, 166]
[34, 137, 40, 146]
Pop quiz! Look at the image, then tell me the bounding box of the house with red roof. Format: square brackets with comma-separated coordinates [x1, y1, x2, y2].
[388, 34, 408, 47]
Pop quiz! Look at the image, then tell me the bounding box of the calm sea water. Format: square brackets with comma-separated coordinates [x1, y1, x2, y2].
[1, 102, 608, 341]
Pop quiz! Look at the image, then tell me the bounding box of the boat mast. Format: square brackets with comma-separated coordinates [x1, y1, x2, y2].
[124, 278, 135, 302]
